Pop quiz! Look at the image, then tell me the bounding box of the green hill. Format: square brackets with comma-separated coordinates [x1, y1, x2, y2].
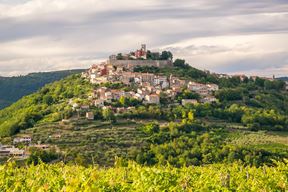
[0, 63, 287, 168]
[0, 69, 84, 109]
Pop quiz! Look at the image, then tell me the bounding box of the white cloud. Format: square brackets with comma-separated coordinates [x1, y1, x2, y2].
[163, 33, 288, 76]
[0, 56, 101, 76]
[0, 0, 287, 77]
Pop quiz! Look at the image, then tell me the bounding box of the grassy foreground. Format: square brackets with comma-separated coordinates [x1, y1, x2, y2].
[0, 161, 287, 191]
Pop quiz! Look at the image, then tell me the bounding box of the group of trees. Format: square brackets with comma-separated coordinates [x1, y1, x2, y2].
[215, 88, 244, 101]
[135, 121, 287, 167]
[175, 89, 200, 102]
[116, 50, 173, 61]
[26, 147, 59, 165]
[113, 96, 142, 108]
[145, 50, 173, 60]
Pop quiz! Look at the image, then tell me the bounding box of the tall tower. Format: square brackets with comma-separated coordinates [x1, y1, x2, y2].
[141, 44, 146, 52]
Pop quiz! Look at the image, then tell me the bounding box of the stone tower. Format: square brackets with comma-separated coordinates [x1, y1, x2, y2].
[141, 44, 146, 52]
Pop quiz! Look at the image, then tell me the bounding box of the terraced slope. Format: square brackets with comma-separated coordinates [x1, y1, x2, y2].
[19, 119, 151, 165]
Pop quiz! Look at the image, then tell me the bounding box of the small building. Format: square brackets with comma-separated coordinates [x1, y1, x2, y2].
[61, 119, 70, 123]
[206, 84, 219, 91]
[155, 89, 162, 95]
[187, 82, 207, 92]
[137, 88, 150, 95]
[81, 105, 90, 110]
[195, 88, 210, 96]
[134, 93, 144, 100]
[139, 73, 155, 84]
[201, 96, 217, 103]
[171, 85, 182, 93]
[31, 144, 50, 150]
[52, 133, 62, 139]
[170, 77, 186, 87]
[94, 99, 105, 107]
[72, 103, 79, 110]
[0, 145, 26, 159]
[13, 135, 32, 144]
[182, 99, 198, 106]
[0, 145, 11, 157]
[104, 91, 113, 101]
[116, 107, 126, 114]
[154, 76, 169, 89]
[134, 44, 147, 59]
[165, 89, 177, 98]
[145, 94, 160, 104]
[10, 148, 25, 159]
[140, 82, 152, 87]
[86, 112, 94, 120]
[111, 90, 125, 100]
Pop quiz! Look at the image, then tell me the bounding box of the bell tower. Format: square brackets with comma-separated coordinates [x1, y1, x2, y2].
[141, 44, 146, 52]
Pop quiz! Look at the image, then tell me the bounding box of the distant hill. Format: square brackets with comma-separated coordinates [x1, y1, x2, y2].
[0, 69, 85, 109]
[277, 77, 288, 81]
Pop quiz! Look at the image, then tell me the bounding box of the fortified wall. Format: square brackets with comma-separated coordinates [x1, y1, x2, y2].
[108, 59, 173, 68]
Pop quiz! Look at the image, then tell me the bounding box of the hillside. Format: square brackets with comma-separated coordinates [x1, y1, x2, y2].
[0, 69, 84, 109]
[0, 61, 287, 168]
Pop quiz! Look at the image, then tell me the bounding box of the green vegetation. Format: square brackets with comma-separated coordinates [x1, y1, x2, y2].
[0, 74, 92, 137]
[135, 121, 288, 167]
[0, 64, 287, 164]
[0, 161, 287, 191]
[11, 109, 287, 167]
[15, 119, 149, 166]
[0, 69, 84, 109]
[0, 61, 287, 190]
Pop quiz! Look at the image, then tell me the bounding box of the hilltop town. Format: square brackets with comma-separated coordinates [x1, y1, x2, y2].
[80, 45, 218, 118]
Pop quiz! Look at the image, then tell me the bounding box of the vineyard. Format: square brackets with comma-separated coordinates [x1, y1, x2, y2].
[0, 161, 287, 191]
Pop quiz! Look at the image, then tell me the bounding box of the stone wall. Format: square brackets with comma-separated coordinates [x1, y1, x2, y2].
[108, 59, 173, 68]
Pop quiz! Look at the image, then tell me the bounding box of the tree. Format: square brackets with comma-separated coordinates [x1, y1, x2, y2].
[142, 122, 160, 134]
[215, 88, 243, 101]
[160, 51, 173, 60]
[116, 53, 123, 60]
[119, 96, 126, 107]
[173, 59, 186, 68]
[264, 80, 285, 90]
[254, 77, 265, 87]
[187, 111, 194, 122]
[102, 108, 116, 123]
[75, 154, 86, 166]
[26, 148, 59, 165]
[42, 95, 54, 105]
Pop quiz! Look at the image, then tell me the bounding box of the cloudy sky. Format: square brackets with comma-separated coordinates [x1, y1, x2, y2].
[0, 0, 287, 77]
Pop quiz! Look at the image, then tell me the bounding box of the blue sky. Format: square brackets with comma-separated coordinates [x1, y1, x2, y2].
[0, 0, 287, 77]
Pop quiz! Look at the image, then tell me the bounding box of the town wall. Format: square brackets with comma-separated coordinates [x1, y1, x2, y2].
[108, 59, 173, 68]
